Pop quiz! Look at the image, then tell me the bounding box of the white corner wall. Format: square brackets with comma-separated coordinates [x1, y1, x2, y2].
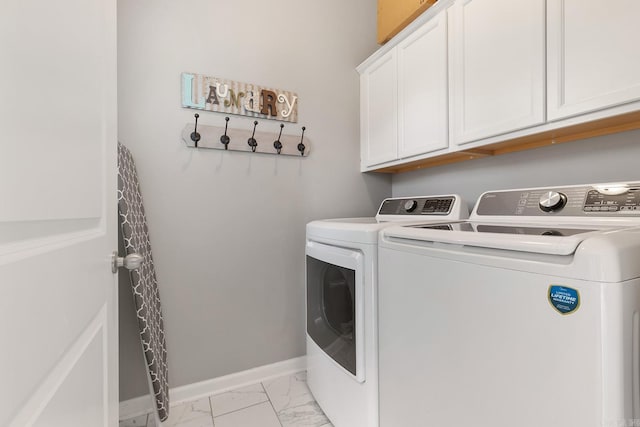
[117, 0, 388, 400]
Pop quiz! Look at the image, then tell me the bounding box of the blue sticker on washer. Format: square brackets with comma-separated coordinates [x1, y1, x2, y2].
[548, 285, 580, 315]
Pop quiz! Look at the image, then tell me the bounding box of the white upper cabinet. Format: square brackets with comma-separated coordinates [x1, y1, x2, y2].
[449, 0, 545, 145]
[360, 10, 449, 170]
[360, 50, 398, 167]
[397, 12, 448, 158]
[547, 0, 640, 121]
[358, 0, 640, 172]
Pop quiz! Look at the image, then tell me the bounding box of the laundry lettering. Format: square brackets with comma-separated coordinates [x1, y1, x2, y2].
[206, 86, 219, 105]
[278, 94, 297, 118]
[260, 90, 278, 117]
[181, 73, 205, 108]
[182, 72, 298, 122]
[224, 90, 245, 108]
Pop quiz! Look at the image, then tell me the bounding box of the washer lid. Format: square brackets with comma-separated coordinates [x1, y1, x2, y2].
[385, 221, 618, 255]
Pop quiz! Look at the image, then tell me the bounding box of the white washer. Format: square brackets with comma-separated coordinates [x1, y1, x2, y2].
[378, 182, 640, 427]
[306, 195, 468, 427]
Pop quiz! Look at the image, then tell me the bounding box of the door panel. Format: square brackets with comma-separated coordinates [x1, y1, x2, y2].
[449, 0, 545, 145]
[14, 309, 107, 426]
[0, 0, 106, 222]
[398, 13, 448, 158]
[0, 0, 118, 425]
[547, 0, 640, 120]
[361, 50, 398, 167]
[34, 328, 106, 427]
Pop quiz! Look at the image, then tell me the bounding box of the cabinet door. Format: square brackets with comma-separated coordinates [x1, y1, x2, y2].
[548, 0, 640, 121]
[449, 0, 545, 145]
[360, 50, 398, 167]
[398, 12, 448, 159]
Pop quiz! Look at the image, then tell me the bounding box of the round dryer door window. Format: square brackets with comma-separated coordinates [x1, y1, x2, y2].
[322, 266, 354, 339]
[306, 255, 357, 376]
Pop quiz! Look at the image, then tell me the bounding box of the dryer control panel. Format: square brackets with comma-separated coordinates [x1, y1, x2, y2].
[475, 183, 640, 217]
[378, 196, 455, 216]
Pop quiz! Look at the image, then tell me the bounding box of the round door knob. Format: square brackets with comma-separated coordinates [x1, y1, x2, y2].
[111, 252, 144, 273]
[404, 200, 418, 212]
[539, 191, 567, 212]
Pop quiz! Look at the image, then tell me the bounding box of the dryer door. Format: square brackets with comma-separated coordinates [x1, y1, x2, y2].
[306, 241, 365, 382]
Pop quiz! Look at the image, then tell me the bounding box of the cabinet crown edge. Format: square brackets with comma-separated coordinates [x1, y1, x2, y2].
[357, 0, 454, 74]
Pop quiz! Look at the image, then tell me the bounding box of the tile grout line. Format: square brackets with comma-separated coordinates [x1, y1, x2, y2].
[261, 381, 284, 427]
[211, 399, 272, 420]
[130, 373, 317, 427]
[208, 393, 215, 427]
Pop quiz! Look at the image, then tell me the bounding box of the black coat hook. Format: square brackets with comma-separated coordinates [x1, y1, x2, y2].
[273, 124, 284, 154]
[247, 121, 258, 152]
[220, 117, 230, 150]
[190, 113, 201, 148]
[297, 126, 306, 156]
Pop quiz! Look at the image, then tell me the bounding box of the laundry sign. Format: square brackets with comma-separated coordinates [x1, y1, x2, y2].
[181, 72, 298, 122]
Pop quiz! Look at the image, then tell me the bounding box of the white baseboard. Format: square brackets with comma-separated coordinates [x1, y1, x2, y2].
[119, 356, 307, 420]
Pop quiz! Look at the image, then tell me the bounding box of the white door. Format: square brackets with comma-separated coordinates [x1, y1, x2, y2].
[0, 0, 118, 426]
[360, 50, 398, 168]
[449, 0, 545, 145]
[397, 11, 448, 159]
[547, 0, 640, 121]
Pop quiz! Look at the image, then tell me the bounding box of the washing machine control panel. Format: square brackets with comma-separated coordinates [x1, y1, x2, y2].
[476, 183, 640, 217]
[583, 189, 640, 212]
[378, 196, 455, 216]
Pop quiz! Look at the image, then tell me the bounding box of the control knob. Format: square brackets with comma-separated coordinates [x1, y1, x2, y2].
[539, 191, 567, 212]
[403, 199, 418, 212]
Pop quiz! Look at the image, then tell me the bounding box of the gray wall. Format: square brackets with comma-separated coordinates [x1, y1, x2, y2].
[392, 129, 640, 211]
[117, 0, 388, 400]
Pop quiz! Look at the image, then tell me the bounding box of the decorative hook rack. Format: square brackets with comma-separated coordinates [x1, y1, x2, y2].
[182, 114, 310, 157]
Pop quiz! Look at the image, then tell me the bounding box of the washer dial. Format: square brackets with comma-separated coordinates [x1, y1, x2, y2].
[539, 191, 567, 212]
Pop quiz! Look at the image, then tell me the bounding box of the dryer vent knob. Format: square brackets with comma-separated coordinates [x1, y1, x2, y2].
[539, 191, 567, 212]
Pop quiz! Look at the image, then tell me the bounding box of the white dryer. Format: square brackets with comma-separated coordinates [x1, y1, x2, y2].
[378, 182, 640, 427]
[306, 195, 468, 427]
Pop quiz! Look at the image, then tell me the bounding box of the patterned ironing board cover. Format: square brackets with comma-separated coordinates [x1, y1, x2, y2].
[117, 142, 169, 421]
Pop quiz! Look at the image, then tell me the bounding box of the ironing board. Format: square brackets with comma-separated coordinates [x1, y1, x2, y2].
[117, 142, 169, 422]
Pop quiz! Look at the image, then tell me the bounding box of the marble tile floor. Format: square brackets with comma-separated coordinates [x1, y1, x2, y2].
[120, 371, 334, 427]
